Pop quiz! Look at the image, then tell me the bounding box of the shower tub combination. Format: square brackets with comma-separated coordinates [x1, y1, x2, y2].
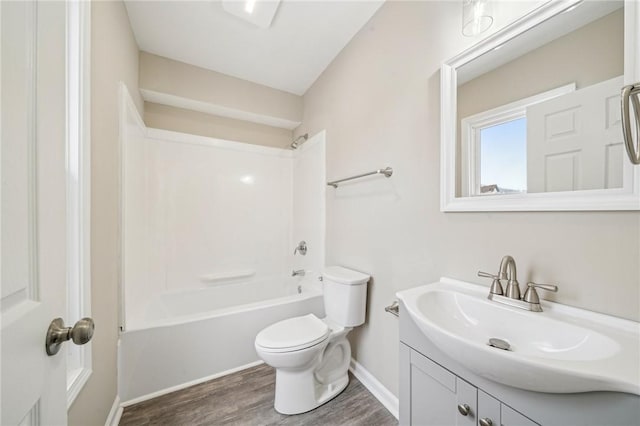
[118, 277, 324, 403]
[118, 88, 327, 404]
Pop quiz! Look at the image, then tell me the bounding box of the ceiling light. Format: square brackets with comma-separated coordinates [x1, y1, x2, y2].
[222, 0, 281, 29]
[245, 0, 256, 14]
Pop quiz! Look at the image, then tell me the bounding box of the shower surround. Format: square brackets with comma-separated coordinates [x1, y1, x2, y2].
[118, 86, 326, 402]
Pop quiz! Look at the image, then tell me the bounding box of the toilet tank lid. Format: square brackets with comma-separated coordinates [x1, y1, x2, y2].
[323, 266, 370, 285]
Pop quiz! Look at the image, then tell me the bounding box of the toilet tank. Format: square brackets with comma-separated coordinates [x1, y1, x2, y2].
[322, 266, 370, 327]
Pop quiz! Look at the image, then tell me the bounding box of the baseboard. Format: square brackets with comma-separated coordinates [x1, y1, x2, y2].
[120, 360, 264, 407]
[349, 358, 399, 419]
[105, 395, 123, 426]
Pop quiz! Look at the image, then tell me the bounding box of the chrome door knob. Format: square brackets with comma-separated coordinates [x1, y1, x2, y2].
[45, 317, 95, 356]
[457, 403, 471, 416]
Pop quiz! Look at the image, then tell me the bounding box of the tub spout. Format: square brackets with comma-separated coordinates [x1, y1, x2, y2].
[292, 269, 305, 277]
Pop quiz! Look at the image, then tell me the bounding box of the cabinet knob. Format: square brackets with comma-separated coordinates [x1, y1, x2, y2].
[457, 403, 471, 416]
[479, 418, 493, 426]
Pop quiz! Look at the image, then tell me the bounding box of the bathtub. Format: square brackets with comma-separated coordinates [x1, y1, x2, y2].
[118, 278, 325, 403]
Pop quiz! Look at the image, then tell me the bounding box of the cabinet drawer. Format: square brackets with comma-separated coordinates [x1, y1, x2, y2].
[502, 404, 540, 426]
[408, 349, 478, 426]
[410, 349, 456, 393]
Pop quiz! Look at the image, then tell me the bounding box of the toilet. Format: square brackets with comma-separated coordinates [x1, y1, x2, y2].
[254, 266, 370, 415]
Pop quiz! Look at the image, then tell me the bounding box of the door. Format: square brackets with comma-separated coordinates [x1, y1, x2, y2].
[2, 2, 69, 425]
[527, 76, 625, 193]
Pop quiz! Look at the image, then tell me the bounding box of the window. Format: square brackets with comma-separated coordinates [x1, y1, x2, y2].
[478, 117, 527, 194]
[460, 83, 575, 197]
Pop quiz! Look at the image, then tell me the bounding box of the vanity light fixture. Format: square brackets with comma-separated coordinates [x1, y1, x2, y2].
[462, 0, 493, 37]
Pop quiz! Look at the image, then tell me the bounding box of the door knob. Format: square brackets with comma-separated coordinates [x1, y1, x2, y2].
[45, 317, 94, 356]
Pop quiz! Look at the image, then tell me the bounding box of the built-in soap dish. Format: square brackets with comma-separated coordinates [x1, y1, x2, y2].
[488, 338, 511, 351]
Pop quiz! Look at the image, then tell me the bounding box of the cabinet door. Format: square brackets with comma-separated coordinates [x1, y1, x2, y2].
[406, 348, 477, 426]
[502, 404, 540, 426]
[456, 378, 478, 426]
[478, 390, 501, 426]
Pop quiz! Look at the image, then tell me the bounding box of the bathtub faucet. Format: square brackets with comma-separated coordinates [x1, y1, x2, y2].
[292, 269, 305, 277]
[293, 241, 307, 256]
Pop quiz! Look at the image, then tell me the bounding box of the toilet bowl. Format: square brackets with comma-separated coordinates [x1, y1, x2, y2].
[254, 266, 370, 415]
[255, 314, 352, 414]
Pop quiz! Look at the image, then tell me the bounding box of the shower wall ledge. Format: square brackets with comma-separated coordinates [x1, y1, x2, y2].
[140, 88, 302, 130]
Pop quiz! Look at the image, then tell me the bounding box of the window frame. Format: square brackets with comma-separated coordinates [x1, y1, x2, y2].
[66, 0, 92, 408]
[460, 83, 575, 197]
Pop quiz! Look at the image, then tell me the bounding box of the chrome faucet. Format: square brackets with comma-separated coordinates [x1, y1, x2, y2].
[478, 255, 558, 312]
[292, 269, 305, 277]
[293, 241, 307, 256]
[498, 255, 520, 299]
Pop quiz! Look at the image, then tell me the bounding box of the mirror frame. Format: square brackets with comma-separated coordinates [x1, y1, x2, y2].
[441, 0, 640, 212]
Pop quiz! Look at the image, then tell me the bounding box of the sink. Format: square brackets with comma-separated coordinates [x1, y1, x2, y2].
[397, 278, 640, 395]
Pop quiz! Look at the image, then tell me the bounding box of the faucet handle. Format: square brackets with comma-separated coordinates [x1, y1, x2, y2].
[292, 269, 306, 277]
[527, 282, 558, 292]
[477, 271, 499, 279]
[293, 241, 307, 256]
[478, 271, 504, 296]
[523, 282, 558, 304]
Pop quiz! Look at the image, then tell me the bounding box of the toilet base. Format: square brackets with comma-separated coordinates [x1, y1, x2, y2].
[274, 370, 349, 415]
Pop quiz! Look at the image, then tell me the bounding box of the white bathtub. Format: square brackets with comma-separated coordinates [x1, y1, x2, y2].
[118, 278, 325, 403]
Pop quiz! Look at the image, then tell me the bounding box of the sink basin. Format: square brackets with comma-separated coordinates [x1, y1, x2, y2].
[397, 278, 640, 395]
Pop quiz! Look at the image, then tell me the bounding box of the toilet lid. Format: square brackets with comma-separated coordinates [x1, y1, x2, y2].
[256, 314, 329, 352]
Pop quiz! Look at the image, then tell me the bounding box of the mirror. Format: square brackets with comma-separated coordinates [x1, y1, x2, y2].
[441, 0, 640, 211]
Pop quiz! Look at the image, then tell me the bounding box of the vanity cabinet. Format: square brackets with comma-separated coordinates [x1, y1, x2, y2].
[399, 301, 640, 426]
[404, 344, 538, 426]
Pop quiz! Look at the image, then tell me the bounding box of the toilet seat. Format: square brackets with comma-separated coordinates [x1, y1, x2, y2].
[255, 314, 329, 353]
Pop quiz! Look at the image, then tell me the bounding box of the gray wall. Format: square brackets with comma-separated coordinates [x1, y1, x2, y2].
[139, 51, 302, 124]
[297, 0, 640, 398]
[68, 2, 143, 425]
[144, 102, 292, 148]
[139, 52, 302, 148]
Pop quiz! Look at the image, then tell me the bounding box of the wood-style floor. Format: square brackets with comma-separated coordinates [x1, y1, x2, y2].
[119, 364, 398, 426]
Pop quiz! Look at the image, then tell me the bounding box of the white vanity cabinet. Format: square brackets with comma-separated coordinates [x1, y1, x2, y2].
[399, 301, 640, 426]
[403, 344, 538, 426]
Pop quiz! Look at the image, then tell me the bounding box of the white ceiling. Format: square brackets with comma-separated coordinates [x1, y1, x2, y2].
[124, 1, 385, 95]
